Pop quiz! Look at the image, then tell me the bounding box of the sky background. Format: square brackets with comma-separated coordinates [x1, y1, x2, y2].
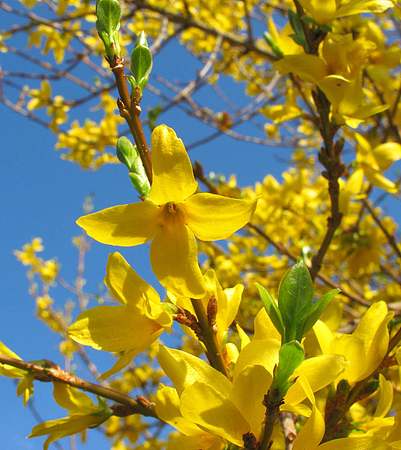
[0, 4, 290, 449]
[1, 3, 401, 450]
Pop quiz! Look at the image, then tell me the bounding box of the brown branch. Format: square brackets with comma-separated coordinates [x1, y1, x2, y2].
[363, 199, 401, 260]
[191, 298, 228, 377]
[0, 355, 158, 418]
[129, 0, 275, 61]
[109, 57, 153, 182]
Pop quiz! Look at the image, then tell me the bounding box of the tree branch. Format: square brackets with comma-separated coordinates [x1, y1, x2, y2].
[0, 355, 158, 418]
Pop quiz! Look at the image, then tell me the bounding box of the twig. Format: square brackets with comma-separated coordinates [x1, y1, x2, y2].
[0, 355, 158, 418]
[363, 199, 401, 260]
[191, 298, 228, 377]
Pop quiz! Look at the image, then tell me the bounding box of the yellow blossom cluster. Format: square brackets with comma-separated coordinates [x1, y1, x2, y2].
[55, 93, 122, 168]
[14, 237, 59, 284]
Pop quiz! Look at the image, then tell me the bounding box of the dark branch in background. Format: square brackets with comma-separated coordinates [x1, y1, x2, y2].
[292, 0, 344, 281]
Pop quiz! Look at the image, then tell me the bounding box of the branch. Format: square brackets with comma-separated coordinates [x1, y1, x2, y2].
[363, 199, 401, 260]
[191, 298, 228, 377]
[0, 355, 158, 418]
[129, 0, 275, 61]
[109, 57, 153, 183]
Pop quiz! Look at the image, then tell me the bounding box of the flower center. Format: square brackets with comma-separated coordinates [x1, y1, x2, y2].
[161, 202, 186, 227]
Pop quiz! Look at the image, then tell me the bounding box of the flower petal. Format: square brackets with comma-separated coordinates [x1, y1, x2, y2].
[68, 305, 162, 353]
[180, 381, 249, 446]
[318, 436, 390, 450]
[184, 193, 256, 241]
[105, 252, 160, 307]
[285, 355, 345, 405]
[76, 201, 160, 246]
[150, 223, 205, 298]
[274, 54, 328, 83]
[148, 125, 197, 204]
[155, 385, 202, 436]
[158, 346, 232, 396]
[230, 365, 272, 436]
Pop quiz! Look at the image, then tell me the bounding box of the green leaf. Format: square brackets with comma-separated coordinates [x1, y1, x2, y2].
[288, 10, 304, 36]
[130, 31, 153, 90]
[96, 0, 121, 59]
[278, 260, 313, 342]
[302, 288, 340, 336]
[272, 341, 304, 396]
[256, 283, 285, 339]
[96, 0, 121, 35]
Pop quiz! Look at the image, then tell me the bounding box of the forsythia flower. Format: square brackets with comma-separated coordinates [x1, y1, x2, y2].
[355, 133, 401, 193]
[275, 34, 388, 126]
[313, 301, 392, 383]
[29, 383, 111, 449]
[77, 125, 256, 298]
[68, 252, 171, 378]
[172, 269, 244, 352]
[0, 341, 33, 405]
[157, 329, 344, 446]
[298, 0, 394, 24]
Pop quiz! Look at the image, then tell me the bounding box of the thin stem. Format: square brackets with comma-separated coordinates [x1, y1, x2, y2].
[0, 355, 157, 418]
[110, 58, 153, 183]
[191, 299, 228, 377]
[258, 388, 283, 450]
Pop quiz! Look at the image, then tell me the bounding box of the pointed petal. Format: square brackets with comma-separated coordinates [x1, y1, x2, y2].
[53, 383, 95, 414]
[336, 0, 394, 19]
[184, 193, 256, 241]
[68, 305, 162, 353]
[148, 125, 197, 204]
[318, 436, 390, 450]
[292, 378, 324, 450]
[274, 54, 328, 83]
[0, 341, 25, 378]
[253, 308, 282, 341]
[285, 355, 345, 405]
[99, 349, 136, 380]
[230, 365, 272, 436]
[180, 381, 249, 446]
[298, 0, 337, 23]
[76, 201, 160, 246]
[155, 385, 202, 436]
[158, 346, 231, 396]
[353, 301, 392, 379]
[233, 338, 281, 379]
[150, 223, 205, 299]
[105, 252, 160, 307]
[373, 142, 401, 171]
[375, 375, 393, 418]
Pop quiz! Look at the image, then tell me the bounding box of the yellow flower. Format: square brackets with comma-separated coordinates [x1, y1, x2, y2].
[274, 34, 388, 126]
[314, 301, 393, 383]
[0, 341, 34, 405]
[298, 0, 394, 24]
[355, 133, 401, 193]
[29, 383, 111, 450]
[155, 385, 224, 450]
[172, 268, 244, 352]
[68, 252, 171, 378]
[77, 125, 256, 298]
[158, 340, 344, 446]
